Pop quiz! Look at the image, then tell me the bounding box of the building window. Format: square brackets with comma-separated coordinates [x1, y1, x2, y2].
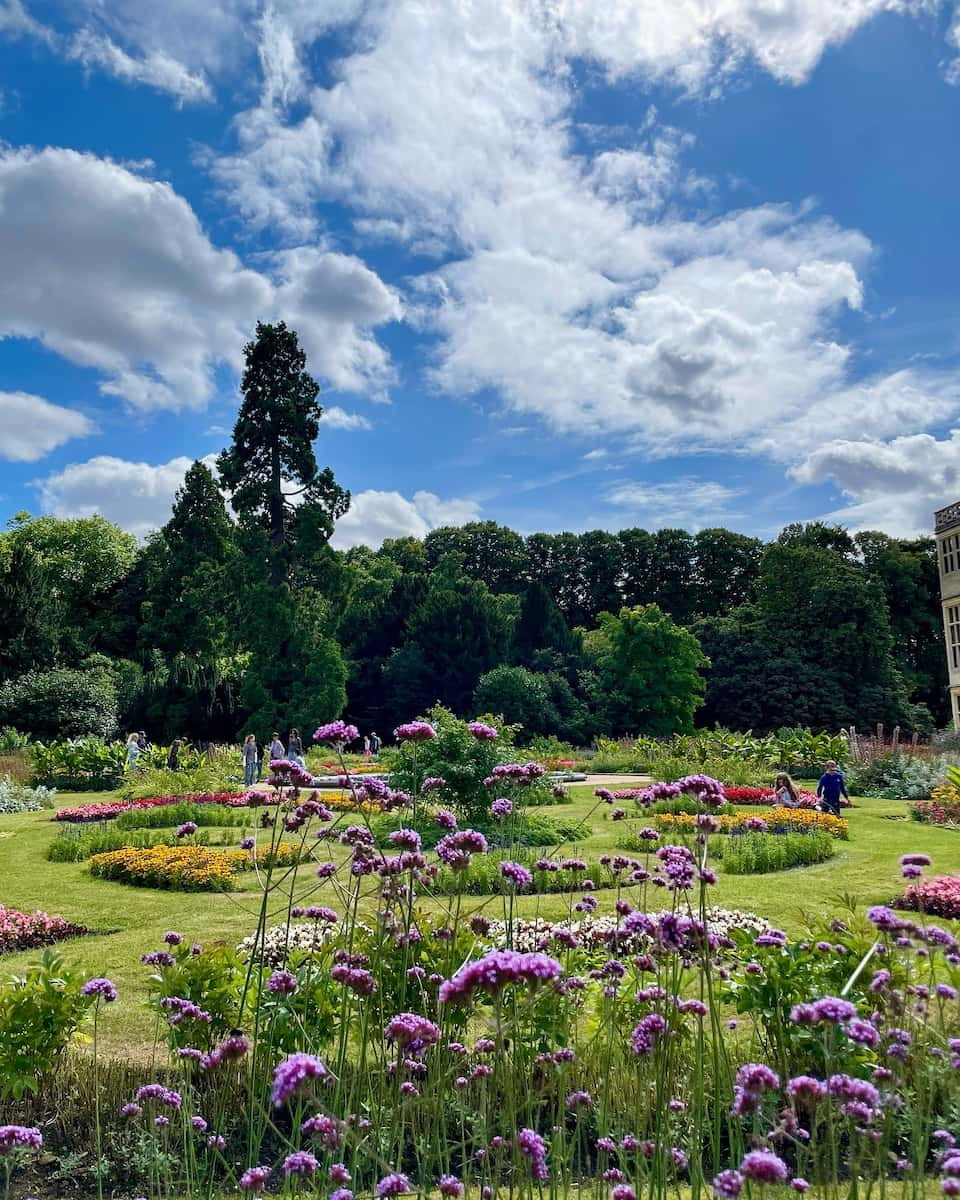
[942, 534, 960, 576]
[947, 603, 960, 671]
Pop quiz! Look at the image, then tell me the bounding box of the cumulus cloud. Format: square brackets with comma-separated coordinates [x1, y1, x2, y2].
[605, 477, 744, 530]
[331, 490, 481, 549]
[0, 147, 399, 412]
[321, 405, 372, 430]
[790, 432, 960, 536]
[206, 0, 957, 472]
[37, 454, 217, 537]
[0, 392, 94, 461]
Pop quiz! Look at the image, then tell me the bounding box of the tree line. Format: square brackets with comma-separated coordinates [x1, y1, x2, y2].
[0, 323, 947, 745]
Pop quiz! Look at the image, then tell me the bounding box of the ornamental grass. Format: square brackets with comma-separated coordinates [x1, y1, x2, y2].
[88, 844, 248, 891]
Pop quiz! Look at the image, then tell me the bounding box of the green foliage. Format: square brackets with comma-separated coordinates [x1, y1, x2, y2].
[384, 558, 514, 717]
[114, 802, 249, 830]
[435, 849, 616, 895]
[30, 737, 127, 789]
[0, 775, 55, 813]
[146, 941, 246, 1049]
[0, 951, 91, 1099]
[0, 662, 119, 740]
[717, 830, 836, 874]
[0, 726, 30, 752]
[47, 826, 234, 863]
[389, 703, 517, 824]
[115, 760, 232, 801]
[847, 753, 947, 801]
[585, 605, 708, 736]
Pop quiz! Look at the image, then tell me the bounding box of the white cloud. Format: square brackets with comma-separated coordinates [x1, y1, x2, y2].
[605, 477, 743, 530]
[321, 406, 372, 431]
[0, 0, 54, 44]
[0, 146, 399, 412]
[790, 432, 960, 536]
[67, 30, 213, 104]
[206, 0, 958, 474]
[331, 490, 481, 549]
[0, 392, 93, 461]
[37, 454, 216, 537]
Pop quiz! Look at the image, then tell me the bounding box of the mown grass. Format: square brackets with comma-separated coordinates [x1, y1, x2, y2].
[0, 787, 958, 1059]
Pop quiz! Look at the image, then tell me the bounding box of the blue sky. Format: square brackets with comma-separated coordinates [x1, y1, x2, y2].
[1, 1, 960, 545]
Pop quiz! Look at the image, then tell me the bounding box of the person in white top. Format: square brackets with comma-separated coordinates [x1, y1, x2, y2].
[772, 772, 799, 808]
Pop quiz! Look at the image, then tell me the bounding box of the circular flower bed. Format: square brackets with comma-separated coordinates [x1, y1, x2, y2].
[898, 874, 960, 920]
[89, 844, 249, 891]
[652, 806, 848, 840]
[0, 905, 87, 954]
[55, 792, 249, 823]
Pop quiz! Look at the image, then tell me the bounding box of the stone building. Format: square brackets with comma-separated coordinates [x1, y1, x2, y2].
[935, 501, 960, 729]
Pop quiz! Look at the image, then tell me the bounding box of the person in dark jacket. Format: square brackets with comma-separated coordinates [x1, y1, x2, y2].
[166, 739, 181, 770]
[816, 760, 848, 816]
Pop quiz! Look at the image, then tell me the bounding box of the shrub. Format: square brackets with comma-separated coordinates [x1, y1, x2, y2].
[0, 775, 56, 813]
[0, 952, 91, 1098]
[30, 737, 127, 790]
[116, 761, 232, 801]
[0, 664, 118, 741]
[898, 875, 960, 920]
[716, 830, 836, 874]
[88, 844, 248, 891]
[846, 752, 947, 801]
[0, 906, 87, 953]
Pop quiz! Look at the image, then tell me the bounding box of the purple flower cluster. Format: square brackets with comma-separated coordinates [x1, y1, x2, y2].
[314, 720, 359, 744]
[517, 1128, 549, 1181]
[393, 722, 436, 741]
[271, 1053, 329, 1106]
[491, 797, 513, 819]
[436, 829, 488, 869]
[0, 1125, 42, 1154]
[500, 860, 533, 888]
[631, 1013, 667, 1056]
[239, 1166, 271, 1192]
[439, 950, 562, 1005]
[468, 721, 498, 739]
[376, 1172, 412, 1195]
[82, 977, 118, 1002]
[732, 1063, 779, 1116]
[135, 1084, 182, 1110]
[384, 1012, 441, 1048]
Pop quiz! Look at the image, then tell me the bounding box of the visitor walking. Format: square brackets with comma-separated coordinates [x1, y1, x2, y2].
[288, 728, 305, 768]
[269, 732, 285, 763]
[370, 731, 380, 759]
[166, 738, 181, 770]
[242, 734, 258, 787]
[816, 759, 848, 816]
[125, 732, 141, 772]
[363, 734, 371, 758]
[136, 730, 148, 752]
[772, 772, 799, 808]
[256, 737, 265, 782]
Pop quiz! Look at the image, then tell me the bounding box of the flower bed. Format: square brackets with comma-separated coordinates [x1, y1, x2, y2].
[715, 830, 836, 874]
[721, 785, 837, 808]
[55, 792, 248, 823]
[0, 905, 87, 954]
[653, 806, 848, 840]
[912, 786, 960, 827]
[898, 875, 960, 920]
[88, 844, 248, 891]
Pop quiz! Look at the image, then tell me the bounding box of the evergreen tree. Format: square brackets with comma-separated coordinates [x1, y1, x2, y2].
[217, 321, 350, 586]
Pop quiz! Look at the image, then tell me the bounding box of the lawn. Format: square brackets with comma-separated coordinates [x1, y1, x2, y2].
[1, 786, 958, 1059]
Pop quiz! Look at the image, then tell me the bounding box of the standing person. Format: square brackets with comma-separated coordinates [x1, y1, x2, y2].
[370, 731, 380, 759]
[269, 732, 285, 763]
[816, 760, 848, 816]
[255, 737, 265, 783]
[288, 728, 305, 768]
[166, 738, 181, 771]
[242, 734, 258, 787]
[137, 730, 148, 753]
[363, 734, 371, 759]
[772, 772, 799, 808]
[125, 733, 140, 772]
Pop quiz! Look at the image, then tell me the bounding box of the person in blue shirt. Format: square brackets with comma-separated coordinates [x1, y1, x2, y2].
[816, 760, 848, 816]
